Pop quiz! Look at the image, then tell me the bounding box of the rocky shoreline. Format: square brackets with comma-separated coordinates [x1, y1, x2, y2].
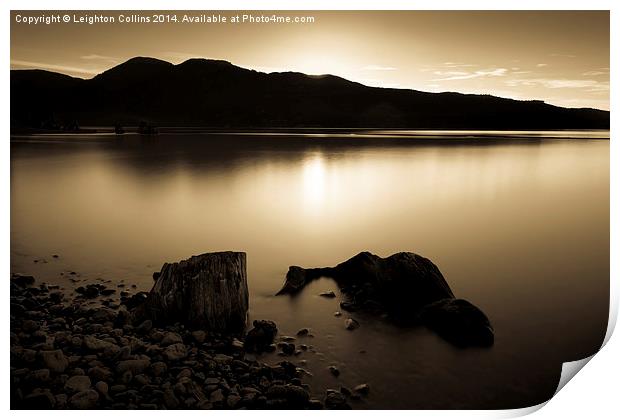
[10, 273, 365, 410]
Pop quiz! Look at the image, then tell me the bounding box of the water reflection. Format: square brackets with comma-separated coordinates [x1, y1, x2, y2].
[302, 153, 327, 211]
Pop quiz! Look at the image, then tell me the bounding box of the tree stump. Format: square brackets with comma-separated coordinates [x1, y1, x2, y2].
[143, 251, 248, 332]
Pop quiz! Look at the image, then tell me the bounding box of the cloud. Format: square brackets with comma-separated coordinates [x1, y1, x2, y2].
[361, 65, 397, 71]
[441, 62, 476, 68]
[10, 59, 99, 75]
[550, 53, 576, 58]
[505, 77, 609, 92]
[80, 54, 118, 62]
[582, 69, 609, 76]
[162, 51, 203, 63]
[432, 68, 508, 81]
[536, 63, 548, 67]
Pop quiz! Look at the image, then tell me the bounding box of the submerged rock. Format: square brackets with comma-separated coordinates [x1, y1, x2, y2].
[328, 366, 340, 377]
[419, 298, 494, 347]
[324, 390, 351, 410]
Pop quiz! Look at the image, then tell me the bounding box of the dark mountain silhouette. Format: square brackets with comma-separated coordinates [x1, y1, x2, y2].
[11, 56, 609, 130]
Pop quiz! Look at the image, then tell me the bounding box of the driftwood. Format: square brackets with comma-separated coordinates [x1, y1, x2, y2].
[142, 251, 248, 332]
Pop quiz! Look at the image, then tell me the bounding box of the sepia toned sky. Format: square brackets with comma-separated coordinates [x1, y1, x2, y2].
[10, 10, 610, 110]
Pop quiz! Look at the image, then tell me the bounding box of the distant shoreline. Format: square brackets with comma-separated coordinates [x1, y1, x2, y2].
[9, 127, 611, 141]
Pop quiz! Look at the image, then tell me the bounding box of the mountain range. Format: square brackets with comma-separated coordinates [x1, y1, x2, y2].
[10, 57, 610, 130]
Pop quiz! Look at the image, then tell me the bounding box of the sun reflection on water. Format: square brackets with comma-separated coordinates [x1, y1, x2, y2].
[302, 153, 327, 209]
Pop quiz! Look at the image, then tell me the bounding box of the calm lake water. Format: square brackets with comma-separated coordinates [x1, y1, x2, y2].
[10, 131, 609, 409]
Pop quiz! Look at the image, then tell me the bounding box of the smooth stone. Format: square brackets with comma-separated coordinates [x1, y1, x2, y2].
[191, 330, 207, 343]
[328, 366, 340, 377]
[116, 359, 151, 375]
[95, 381, 109, 396]
[324, 391, 351, 409]
[65, 375, 91, 393]
[161, 331, 183, 346]
[69, 390, 99, 409]
[83, 335, 120, 353]
[22, 389, 55, 409]
[151, 361, 168, 376]
[210, 389, 225, 403]
[354, 383, 370, 395]
[163, 343, 187, 361]
[345, 318, 360, 330]
[40, 349, 69, 373]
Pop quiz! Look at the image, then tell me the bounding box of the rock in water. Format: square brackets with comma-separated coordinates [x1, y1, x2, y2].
[140, 251, 249, 332]
[278, 252, 454, 311]
[344, 318, 360, 330]
[278, 251, 453, 316]
[419, 298, 494, 347]
[277, 251, 493, 347]
[244, 320, 278, 353]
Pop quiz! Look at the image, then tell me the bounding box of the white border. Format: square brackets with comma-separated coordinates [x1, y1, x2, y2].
[3, 1, 617, 419]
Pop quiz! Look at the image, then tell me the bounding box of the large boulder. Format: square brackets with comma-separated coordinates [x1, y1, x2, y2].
[278, 251, 493, 347]
[278, 251, 454, 316]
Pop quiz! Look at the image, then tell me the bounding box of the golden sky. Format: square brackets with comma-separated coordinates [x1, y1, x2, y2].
[10, 10, 610, 110]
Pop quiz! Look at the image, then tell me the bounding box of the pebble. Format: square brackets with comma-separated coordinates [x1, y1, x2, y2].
[23, 389, 55, 409]
[324, 390, 351, 409]
[65, 375, 91, 393]
[70, 389, 99, 409]
[116, 359, 150, 375]
[354, 383, 370, 395]
[345, 318, 360, 330]
[210, 389, 225, 403]
[161, 331, 183, 346]
[40, 349, 69, 373]
[151, 361, 168, 377]
[95, 381, 109, 396]
[191, 330, 207, 343]
[163, 343, 187, 361]
[328, 365, 340, 377]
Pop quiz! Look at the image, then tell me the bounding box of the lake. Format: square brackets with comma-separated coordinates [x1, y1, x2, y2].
[10, 130, 609, 409]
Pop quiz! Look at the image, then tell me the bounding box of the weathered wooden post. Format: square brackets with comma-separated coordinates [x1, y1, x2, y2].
[143, 251, 248, 332]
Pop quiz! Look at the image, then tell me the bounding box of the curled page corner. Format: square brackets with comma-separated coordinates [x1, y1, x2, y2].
[554, 355, 595, 396]
[502, 355, 597, 418]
